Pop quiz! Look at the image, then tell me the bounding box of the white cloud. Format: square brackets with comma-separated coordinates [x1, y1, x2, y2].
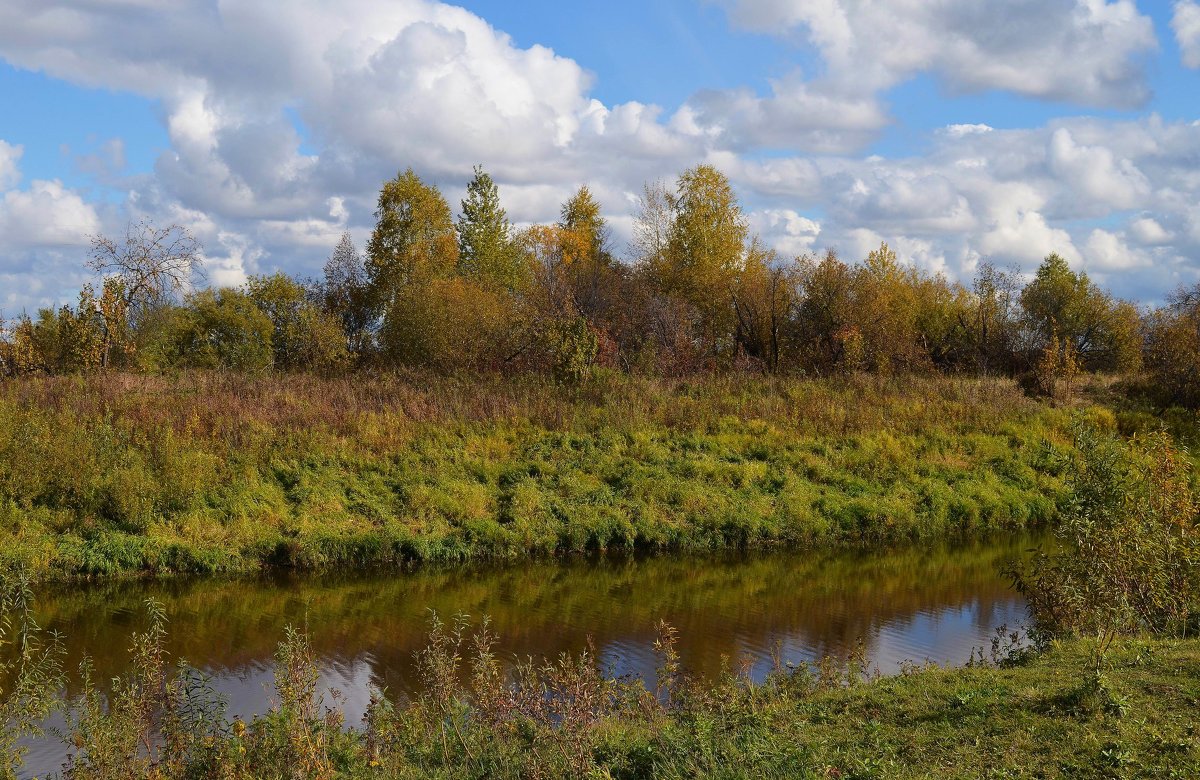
[1046, 127, 1151, 214]
[1173, 1, 1200, 68]
[1083, 228, 1150, 271]
[1129, 216, 1174, 245]
[715, 0, 1157, 108]
[0, 179, 100, 248]
[942, 124, 994, 139]
[750, 208, 822, 257]
[0, 141, 20, 189]
[0, 0, 1194, 311]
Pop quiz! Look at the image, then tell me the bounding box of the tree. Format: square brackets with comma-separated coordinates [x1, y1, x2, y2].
[790, 250, 854, 374]
[558, 185, 618, 321]
[972, 262, 1022, 373]
[379, 276, 520, 372]
[1019, 253, 1141, 372]
[365, 169, 458, 309]
[732, 240, 793, 372]
[1145, 283, 1200, 408]
[655, 166, 747, 325]
[321, 233, 373, 357]
[366, 170, 461, 367]
[456, 165, 524, 291]
[87, 221, 203, 318]
[176, 288, 274, 372]
[631, 180, 672, 269]
[246, 273, 347, 373]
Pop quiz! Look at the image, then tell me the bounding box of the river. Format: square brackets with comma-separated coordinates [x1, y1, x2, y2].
[15, 533, 1039, 777]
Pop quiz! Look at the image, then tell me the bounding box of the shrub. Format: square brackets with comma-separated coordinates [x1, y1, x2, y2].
[1010, 425, 1200, 641]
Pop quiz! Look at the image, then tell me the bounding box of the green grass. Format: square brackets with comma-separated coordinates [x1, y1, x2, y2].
[577, 638, 1200, 780]
[0, 371, 1084, 579]
[45, 618, 1200, 779]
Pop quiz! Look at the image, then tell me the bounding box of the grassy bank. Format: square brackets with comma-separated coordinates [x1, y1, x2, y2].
[0, 371, 1091, 578]
[22, 611, 1200, 780]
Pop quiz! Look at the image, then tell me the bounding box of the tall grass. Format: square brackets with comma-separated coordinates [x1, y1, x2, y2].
[0, 371, 1079, 578]
[15, 606, 1199, 780]
[0, 571, 64, 780]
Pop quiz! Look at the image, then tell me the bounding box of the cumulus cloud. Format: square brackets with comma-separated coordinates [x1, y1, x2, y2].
[0, 144, 101, 249]
[1045, 127, 1151, 215]
[1174, 1, 1200, 68]
[0, 0, 1193, 312]
[714, 0, 1157, 107]
[735, 115, 1200, 296]
[0, 144, 102, 309]
[750, 209, 822, 256]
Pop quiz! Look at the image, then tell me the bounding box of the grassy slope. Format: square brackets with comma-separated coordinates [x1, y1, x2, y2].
[356, 638, 1200, 780]
[0, 371, 1096, 578]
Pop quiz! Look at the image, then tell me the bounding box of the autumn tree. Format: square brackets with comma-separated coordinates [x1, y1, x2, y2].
[174, 288, 274, 372]
[87, 221, 203, 317]
[653, 165, 747, 351]
[1019, 253, 1141, 372]
[366, 170, 460, 365]
[558, 185, 618, 320]
[517, 223, 600, 380]
[321, 233, 373, 357]
[971, 262, 1022, 373]
[456, 165, 524, 292]
[366, 169, 459, 309]
[246, 273, 347, 373]
[1145, 283, 1200, 408]
[789, 250, 855, 373]
[732, 240, 793, 371]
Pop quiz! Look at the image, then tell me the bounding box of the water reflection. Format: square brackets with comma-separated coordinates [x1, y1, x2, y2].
[19, 534, 1036, 777]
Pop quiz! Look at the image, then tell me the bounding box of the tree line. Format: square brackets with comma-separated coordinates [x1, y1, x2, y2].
[1, 164, 1198, 406]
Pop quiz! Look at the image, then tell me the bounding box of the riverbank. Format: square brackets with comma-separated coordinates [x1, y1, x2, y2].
[365, 635, 1200, 780]
[26, 624, 1200, 779]
[0, 371, 1099, 579]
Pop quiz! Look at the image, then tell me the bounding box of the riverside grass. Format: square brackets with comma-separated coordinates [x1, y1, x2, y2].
[36, 611, 1200, 780]
[0, 371, 1094, 579]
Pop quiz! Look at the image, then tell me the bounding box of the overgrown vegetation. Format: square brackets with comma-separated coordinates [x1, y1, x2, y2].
[4, 415, 1199, 778]
[0, 371, 1075, 579]
[6, 604, 1198, 780]
[1010, 426, 1200, 643]
[1, 571, 64, 780]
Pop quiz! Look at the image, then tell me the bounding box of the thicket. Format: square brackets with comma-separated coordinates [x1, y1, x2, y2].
[2, 164, 1192, 407]
[1011, 426, 1200, 643]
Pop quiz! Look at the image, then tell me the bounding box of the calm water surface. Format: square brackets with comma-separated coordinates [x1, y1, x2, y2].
[19, 534, 1038, 777]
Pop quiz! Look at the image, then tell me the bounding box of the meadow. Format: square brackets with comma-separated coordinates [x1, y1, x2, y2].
[0, 370, 1090, 579]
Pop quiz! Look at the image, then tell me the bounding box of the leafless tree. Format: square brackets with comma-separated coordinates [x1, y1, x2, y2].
[87, 220, 204, 316]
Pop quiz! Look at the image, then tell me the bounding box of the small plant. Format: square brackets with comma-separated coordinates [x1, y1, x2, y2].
[1, 571, 65, 780]
[65, 599, 171, 778]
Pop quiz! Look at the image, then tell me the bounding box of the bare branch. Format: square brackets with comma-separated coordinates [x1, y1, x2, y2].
[87, 220, 204, 314]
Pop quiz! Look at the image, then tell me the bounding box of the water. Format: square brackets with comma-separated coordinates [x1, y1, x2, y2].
[16, 534, 1038, 777]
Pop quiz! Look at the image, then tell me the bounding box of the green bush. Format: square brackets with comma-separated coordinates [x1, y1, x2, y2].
[1010, 424, 1200, 640]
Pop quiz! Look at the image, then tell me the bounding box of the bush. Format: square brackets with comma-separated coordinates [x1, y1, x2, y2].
[1010, 425, 1200, 641]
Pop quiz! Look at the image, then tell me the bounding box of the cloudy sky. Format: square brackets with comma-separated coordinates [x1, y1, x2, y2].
[1, 0, 1198, 313]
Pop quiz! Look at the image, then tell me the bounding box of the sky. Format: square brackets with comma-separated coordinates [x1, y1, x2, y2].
[1, 0, 1199, 314]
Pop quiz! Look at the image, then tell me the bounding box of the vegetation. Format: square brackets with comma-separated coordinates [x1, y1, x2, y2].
[1010, 426, 1200, 643]
[1, 163, 1194, 404]
[0, 371, 1076, 579]
[4, 593, 1198, 779]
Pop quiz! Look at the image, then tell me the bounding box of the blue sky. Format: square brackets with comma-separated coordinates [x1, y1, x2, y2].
[1, 0, 1199, 312]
